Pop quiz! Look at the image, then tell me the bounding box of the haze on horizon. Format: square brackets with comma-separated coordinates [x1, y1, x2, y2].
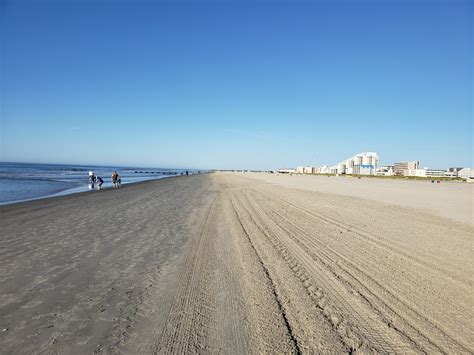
[1, 0, 472, 170]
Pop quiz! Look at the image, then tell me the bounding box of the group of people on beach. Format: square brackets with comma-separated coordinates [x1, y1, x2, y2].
[88, 170, 121, 190]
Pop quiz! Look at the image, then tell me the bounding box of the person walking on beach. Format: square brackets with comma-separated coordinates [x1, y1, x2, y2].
[111, 171, 118, 188]
[116, 173, 122, 188]
[88, 171, 96, 190]
[96, 176, 104, 190]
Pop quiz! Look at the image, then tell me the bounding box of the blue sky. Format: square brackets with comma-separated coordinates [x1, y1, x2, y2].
[1, 0, 472, 169]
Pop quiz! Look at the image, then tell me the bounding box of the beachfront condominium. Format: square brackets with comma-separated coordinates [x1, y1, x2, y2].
[301, 152, 380, 176]
[394, 161, 420, 176]
[342, 152, 379, 175]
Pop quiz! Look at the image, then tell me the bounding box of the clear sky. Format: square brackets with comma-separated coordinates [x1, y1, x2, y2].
[1, 0, 472, 170]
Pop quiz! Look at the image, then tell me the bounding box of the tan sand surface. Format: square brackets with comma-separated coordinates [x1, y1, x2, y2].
[242, 172, 474, 225]
[0, 172, 472, 353]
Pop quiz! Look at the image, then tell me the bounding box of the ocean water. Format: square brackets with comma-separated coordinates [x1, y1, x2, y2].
[0, 162, 195, 205]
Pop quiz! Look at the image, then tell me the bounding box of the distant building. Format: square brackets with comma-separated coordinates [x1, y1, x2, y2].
[444, 168, 462, 177]
[315, 165, 330, 174]
[444, 167, 464, 177]
[277, 169, 296, 174]
[425, 169, 447, 177]
[298, 152, 379, 176]
[333, 152, 379, 175]
[404, 169, 427, 177]
[404, 168, 448, 178]
[376, 166, 395, 176]
[394, 161, 419, 176]
[303, 166, 315, 174]
[458, 168, 473, 180]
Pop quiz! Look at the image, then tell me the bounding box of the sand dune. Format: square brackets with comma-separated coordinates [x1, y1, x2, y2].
[0, 172, 472, 353]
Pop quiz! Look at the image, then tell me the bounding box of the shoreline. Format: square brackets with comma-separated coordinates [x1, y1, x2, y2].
[0, 174, 215, 354]
[0, 174, 175, 207]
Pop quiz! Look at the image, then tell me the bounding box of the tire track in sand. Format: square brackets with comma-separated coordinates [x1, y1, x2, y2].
[252, 188, 472, 353]
[225, 191, 301, 354]
[152, 195, 219, 354]
[259, 189, 467, 286]
[233, 187, 407, 353]
[152, 184, 303, 354]
[227, 187, 347, 353]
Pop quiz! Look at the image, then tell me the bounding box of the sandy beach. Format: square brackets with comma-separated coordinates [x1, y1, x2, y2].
[0, 172, 472, 353]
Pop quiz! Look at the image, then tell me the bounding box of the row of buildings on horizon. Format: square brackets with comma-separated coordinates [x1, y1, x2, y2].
[279, 152, 473, 181]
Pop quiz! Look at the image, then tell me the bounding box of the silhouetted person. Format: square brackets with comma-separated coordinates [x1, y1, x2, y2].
[88, 170, 95, 190]
[96, 176, 104, 190]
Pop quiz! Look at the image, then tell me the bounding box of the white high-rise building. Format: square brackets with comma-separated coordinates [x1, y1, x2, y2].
[332, 152, 379, 175]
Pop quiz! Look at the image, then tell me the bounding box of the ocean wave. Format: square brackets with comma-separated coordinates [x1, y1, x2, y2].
[0, 176, 80, 184]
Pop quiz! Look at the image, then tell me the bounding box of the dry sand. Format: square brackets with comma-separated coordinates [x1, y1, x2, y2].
[244, 172, 474, 225]
[0, 172, 472, 353]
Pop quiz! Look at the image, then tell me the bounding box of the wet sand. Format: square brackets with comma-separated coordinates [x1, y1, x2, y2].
[1, 172, 472, 353]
